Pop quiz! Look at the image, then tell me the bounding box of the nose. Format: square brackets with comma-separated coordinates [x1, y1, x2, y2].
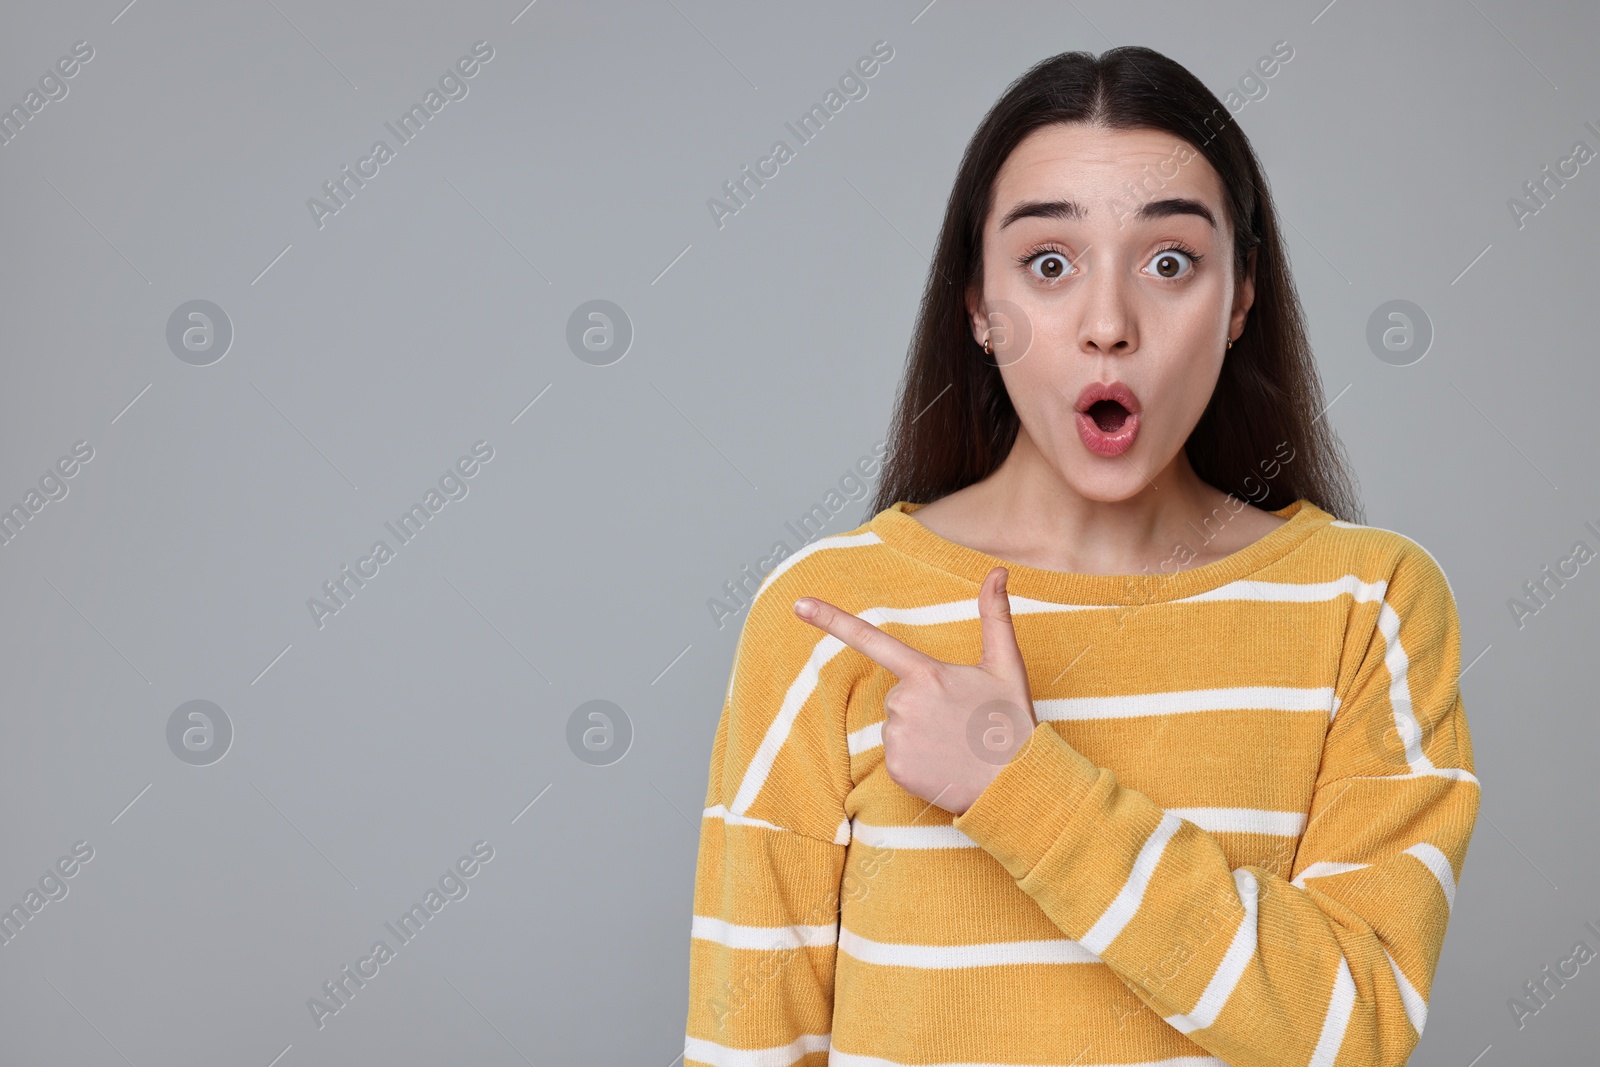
[1076, 253, 1136, 357]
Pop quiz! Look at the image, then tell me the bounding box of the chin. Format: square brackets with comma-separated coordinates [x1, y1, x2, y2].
[1061, 463, 1153, 504]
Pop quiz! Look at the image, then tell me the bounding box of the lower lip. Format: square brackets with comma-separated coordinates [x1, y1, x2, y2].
[1076, 409, 1140, 456]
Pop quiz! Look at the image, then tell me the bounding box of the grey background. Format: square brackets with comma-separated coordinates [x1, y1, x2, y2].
[1, 0, 1595, 1063]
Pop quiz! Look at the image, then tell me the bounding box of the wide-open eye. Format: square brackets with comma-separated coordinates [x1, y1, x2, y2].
[1144, 245, 1201, 280]
[1018, 247, 1075, 281]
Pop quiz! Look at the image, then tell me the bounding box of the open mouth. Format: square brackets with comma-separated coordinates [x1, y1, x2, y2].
[1085, 398, 1131, 433]
[1073, 380, 1141, 456]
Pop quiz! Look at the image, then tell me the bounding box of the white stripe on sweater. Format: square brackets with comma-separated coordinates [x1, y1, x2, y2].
[1080, 812, 1185, 956]
[1038, 686, 1336, 721]
[1368, 598, 1479, 783]
[684, 1032, 830, 1067]
[827, 1049, 1229, 1067]
[847, 690, 1335, 758]
[847, 719, 883, 757]
[1291, 860, 1369, 889]
[845, 808, 1306, 852]
[723, 529, 885, 746]
[1164, 868, 1260, 1034]
[701, 803, 851, 845]
[1403, 842, 1457, 912]
[1168, 807, 1308, 836]
[838, 925, 1102, 967]
[729, 633, 843, 816]
[691, 915, 838, 949]
[1339, 768, 1478, 784]
[1326, 521, 1471, 782]
[757, 530, 885, 601]
[1179, 574, 1386, 605]
[1307, 954, 1357, 1067]
[1376, 599, 1429, 774]
[1385, 946, 1429, 1035]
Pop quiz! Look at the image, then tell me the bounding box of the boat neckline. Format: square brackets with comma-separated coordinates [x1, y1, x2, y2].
[866, 497, 1330, 606]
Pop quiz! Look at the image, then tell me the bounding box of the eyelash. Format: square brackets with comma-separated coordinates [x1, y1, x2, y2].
[1015, 242, 1205, 280]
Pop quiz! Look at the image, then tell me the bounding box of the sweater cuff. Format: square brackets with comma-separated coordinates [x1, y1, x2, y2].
[951, 721, 1103, 881]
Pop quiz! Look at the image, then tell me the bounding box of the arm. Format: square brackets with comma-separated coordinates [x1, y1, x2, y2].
[950, 543, 1480, 1067]
[684, 589, 854, 1067]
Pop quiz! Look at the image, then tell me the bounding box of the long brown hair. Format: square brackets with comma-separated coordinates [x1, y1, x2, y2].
[866, 46, 1363, 523]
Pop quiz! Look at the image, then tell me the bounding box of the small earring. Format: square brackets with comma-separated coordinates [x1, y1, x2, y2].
[1225, 338, 1233, 350]
[983, 336, 993, 356]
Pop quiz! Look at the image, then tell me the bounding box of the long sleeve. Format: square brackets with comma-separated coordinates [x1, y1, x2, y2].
[950, 541, 1481, 1067]
[684, 586, 854, 1067]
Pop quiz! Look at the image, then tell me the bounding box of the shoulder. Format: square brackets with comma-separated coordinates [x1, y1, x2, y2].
[738, 511, 908, 629]
[722, 507, 935, 700]
[1314, 512, 1460, 620]
[713, 519, 899, 829]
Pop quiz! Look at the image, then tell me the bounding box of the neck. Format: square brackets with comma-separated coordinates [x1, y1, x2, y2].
[962, 424, 1236, 574]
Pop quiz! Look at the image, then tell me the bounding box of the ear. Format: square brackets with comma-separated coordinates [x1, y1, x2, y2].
[965, 285, 988, 349]
[1230, 245, 1258, 342]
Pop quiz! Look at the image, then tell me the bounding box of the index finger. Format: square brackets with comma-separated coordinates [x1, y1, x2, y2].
[794, 597, 942, 680]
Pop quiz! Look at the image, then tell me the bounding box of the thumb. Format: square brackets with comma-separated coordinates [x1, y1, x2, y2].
[977, 566, 1029, 691]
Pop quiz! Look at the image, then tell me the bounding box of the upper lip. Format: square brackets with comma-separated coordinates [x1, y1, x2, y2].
[1074, 380, 1142, 415]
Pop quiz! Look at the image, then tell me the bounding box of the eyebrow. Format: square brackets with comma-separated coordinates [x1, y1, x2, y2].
[997, 196, 1217, 231]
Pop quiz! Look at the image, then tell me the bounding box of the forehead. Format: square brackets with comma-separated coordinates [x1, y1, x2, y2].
[990, 123, 1227, 229]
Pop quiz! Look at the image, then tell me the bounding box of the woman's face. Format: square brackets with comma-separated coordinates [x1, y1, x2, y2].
[969, 122, 1254, 502]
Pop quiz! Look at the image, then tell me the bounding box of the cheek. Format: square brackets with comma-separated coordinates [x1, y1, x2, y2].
[1153, 282, 1230, 345]
[1142, 304, 1228, 418]
[1158, 356, 1226, 436]
[995, 350, 1068, 422]
[995, 309, 1075, 386]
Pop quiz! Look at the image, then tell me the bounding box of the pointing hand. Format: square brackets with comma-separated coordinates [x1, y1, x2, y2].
[794, 566, 1039, 814]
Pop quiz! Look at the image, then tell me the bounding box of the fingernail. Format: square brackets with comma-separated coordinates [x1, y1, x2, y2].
[795, 598, 817, 618]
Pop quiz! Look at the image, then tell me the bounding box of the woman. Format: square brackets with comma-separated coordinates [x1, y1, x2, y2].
[683, 46, 1478, 1067]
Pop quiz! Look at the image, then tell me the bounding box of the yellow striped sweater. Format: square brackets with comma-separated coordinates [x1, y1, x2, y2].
[684, 497, 1479, 1067]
